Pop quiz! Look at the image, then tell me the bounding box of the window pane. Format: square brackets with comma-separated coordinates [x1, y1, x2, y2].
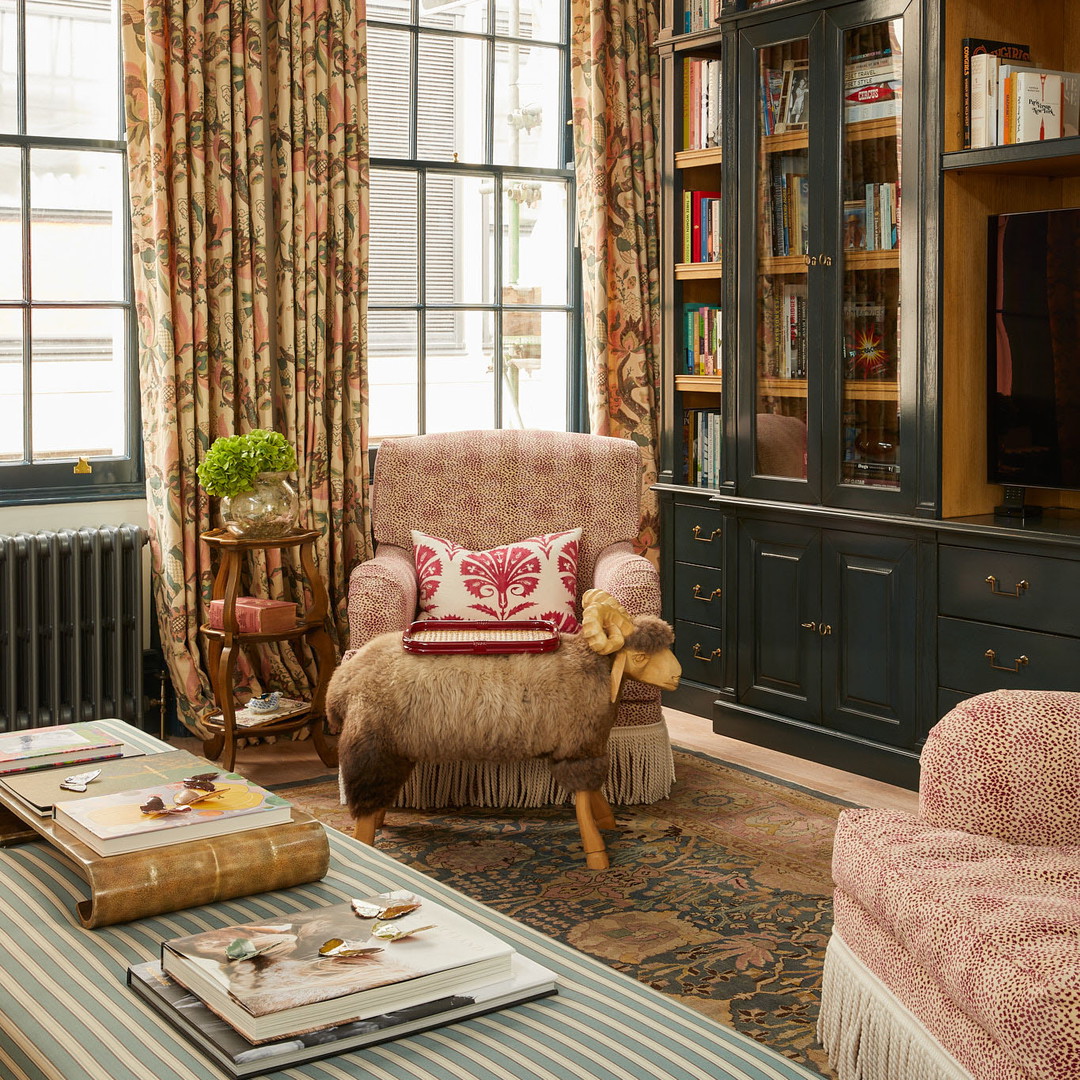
[0, 308, 22, 461]
[0, 1, 17, 133]
[496, 0, 562, 43]
[425, 309, 494, 431]
[417, 34, 487, 163]
[368, 26, 412, 158]
[420, 0, 487, 32]
[370, 169, 418, 305]
[426, 173, 494, 305]
[494, 41, 560, 168]
[25, 0, 119, 140]
[502, 309, 566, 429]
[31, 307, 126, 460]
[368, 0, 412, 24]
[503, 177, 567, 305]
[0, 146, 22, 299]
[367, 310, 419, 441]
[31, 148, 126, 301]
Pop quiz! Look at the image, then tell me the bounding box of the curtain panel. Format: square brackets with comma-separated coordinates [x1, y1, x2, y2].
[570, 0, 663, 561]
[122, 0, 371, 734]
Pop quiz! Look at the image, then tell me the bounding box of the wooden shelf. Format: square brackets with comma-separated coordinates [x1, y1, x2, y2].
[759, 255, 807, 275]
[676, 261, 723, 279]
[756, 378, 899, 401]
[676, 374, 723, 392]
[676, 146, 722, 169]
[845, 117, 900, 143]
[844, 248, 900, 270]
[763, 129, 809, 152]
[758, 377, 808, 398]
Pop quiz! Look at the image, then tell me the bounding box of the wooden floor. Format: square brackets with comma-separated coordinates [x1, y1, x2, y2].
[172, 707, 920, 815]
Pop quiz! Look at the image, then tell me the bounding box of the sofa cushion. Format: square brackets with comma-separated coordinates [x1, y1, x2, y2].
[832, 808, 1080, 1080]
[412, 529, 581, 632]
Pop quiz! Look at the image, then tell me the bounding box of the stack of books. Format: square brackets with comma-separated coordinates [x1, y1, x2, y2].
[128, 895, 557, 1076]
[0, 721, 126, 777]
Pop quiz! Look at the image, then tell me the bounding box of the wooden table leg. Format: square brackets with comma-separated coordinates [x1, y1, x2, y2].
[574, 790, 609, 870]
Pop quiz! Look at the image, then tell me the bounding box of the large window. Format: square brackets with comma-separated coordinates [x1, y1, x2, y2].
[366, 0, 579, 439]
[0, 0, 139, 503]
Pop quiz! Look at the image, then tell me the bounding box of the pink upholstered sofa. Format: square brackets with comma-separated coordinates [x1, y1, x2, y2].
[819, 689, 1080, 1080]
[342, 428, 675, 809]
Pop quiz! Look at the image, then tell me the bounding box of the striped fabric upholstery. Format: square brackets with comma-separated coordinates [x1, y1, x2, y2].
[0, 729, 815, 1080]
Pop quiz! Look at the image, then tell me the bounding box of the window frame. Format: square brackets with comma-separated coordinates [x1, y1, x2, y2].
[0, 0, 142, 506]
[365, 0, 584, 440]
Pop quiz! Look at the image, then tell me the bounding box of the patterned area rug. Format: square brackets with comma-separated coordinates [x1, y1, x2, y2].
[277, 749, 848, 1078]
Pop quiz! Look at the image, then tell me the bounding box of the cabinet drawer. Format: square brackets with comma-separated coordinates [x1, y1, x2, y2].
[674, 619, 725, 688]
[937, 616, 1080, 696]
[939, 545, 1080, 636]
[673, 563, 724, 628]
[673, 504, 726, 566]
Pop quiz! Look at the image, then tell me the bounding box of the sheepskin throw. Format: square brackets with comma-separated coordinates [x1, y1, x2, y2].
[412, 528, 582, 632]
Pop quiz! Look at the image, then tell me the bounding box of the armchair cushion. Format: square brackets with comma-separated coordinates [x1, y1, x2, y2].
[412, 528, 581, 632]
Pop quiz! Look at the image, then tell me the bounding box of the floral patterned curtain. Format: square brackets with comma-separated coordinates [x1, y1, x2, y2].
[570, 0, 662, 560]
[122, 0, 371, 734]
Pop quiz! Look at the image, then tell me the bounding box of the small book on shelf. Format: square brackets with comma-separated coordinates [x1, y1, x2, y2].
[0, 722, 126, 777]
[128, 952, 557, 1078]
[0, 747, 207, 818]
[52, 772, 292, 856]
[209, 597, 298, 633]
[209, 696, 310, 729]
[961, 38, 1031, 148]
[159, 897, 517, 1044]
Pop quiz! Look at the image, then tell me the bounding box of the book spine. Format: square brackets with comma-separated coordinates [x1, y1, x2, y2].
[962, 39, 973, 148]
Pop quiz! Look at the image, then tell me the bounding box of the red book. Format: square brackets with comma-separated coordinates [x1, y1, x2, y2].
[209, 597, 298, 633]
[690, 190, 721, 263]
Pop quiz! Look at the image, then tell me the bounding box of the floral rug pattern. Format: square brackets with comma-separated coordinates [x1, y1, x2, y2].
[278, 749, 848, 1077]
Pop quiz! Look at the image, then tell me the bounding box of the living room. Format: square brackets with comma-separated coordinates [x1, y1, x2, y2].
[1, 1, 1079, 1079]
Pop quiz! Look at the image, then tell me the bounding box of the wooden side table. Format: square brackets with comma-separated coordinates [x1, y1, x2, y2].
[199, 528, 339, 772]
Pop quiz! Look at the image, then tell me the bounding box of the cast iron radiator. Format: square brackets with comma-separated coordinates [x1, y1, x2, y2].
[0, 524, 147, 731]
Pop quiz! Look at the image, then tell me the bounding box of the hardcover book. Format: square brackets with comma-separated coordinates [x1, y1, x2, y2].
[1013, 71, 1063, 143]
[0, 722, 125, 777]
[53, 772, 292, 855]
[0, 747, 206, 817]
[208, 696, 310, 729]
[160, 898, 516, 1043]
[128, 953, 557, 1078]
[208, 597, 298, 634]
[961, 38, 1031, 148]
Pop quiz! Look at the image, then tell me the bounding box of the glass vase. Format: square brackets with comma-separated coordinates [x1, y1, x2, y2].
[220, 472, 299, 538]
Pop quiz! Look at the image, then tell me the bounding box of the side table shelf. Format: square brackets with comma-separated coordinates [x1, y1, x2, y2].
[199, 528, 339, 772]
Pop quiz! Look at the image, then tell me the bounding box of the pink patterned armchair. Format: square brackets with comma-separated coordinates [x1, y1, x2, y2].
[343, 429, 675, 808]
[819, 690, 1080, 1080]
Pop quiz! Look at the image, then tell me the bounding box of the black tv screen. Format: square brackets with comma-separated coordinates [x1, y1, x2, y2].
[988, 208, 1080, 491]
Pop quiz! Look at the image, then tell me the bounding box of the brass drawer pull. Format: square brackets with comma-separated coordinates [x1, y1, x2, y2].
[692, 525, 721, 543]
[984, 649, 1029, 673]
[692, 584, 721, 602]
[986, 575, 1029, 598]
[692, 644, 721, 662]
[800, 621, 817, 631]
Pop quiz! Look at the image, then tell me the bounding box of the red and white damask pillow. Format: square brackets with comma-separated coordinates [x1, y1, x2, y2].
[411, 529, 581, 632]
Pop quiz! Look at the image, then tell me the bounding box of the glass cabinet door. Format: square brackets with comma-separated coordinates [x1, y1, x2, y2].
[839, 18, 903, 491]
[752, 35, 812, 484]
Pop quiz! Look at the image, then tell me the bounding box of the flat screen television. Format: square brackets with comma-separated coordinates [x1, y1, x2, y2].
[987, 207, 1080, 502]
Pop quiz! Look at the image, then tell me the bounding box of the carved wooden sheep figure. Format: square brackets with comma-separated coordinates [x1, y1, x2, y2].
[326, 589, 682, 869]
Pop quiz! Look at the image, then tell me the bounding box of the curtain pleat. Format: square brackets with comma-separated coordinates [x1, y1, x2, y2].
[570, 0, 663, 561]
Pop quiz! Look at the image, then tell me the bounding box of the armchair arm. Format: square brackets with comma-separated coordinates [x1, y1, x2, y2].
[919, 689, 1080, 846]
[344, 544, 418, 659]
[592, 542, 661, 617]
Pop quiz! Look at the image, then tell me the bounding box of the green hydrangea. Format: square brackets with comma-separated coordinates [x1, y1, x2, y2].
[196, 429, 298, 497]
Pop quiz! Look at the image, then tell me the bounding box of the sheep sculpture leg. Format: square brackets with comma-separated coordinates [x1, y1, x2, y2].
[354, 809, 386, 846]
[574, 790, 614, 870]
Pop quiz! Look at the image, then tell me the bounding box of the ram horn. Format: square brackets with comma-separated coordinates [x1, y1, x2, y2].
[580, 589, 634, 656]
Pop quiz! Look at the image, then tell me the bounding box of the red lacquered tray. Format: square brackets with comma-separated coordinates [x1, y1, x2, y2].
[402, 619, 562, 654]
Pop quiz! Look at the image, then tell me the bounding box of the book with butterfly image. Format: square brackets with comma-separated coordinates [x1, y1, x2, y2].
[52, 770, 292, 855]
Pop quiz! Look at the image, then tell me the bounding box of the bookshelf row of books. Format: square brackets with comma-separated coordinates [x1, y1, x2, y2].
[761, 280, 807, 379]
[684, 408, 722, 488]
[684, 57, 722, 151]
[843, 298, 894, 380]
[842, 182, 899, 252]
[683, 302, 721, 375]
[764, 155, 807, 257]
[683, 0, 720, 33]
[683, 189, 721, 263]
[843, 48, 901, 123]
[964, 38, 1080, 149]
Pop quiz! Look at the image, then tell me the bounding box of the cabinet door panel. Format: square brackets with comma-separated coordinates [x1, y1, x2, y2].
[820, 530, 916, 747]
[738, 519, 820, 721]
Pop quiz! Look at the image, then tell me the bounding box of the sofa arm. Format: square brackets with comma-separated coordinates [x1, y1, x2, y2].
[919, 689, 1080, 846]
[592, 542, 661, 617]
[345, 544, 418, 658]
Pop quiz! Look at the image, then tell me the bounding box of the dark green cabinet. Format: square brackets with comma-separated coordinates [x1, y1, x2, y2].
[738, 518, 916, 749]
